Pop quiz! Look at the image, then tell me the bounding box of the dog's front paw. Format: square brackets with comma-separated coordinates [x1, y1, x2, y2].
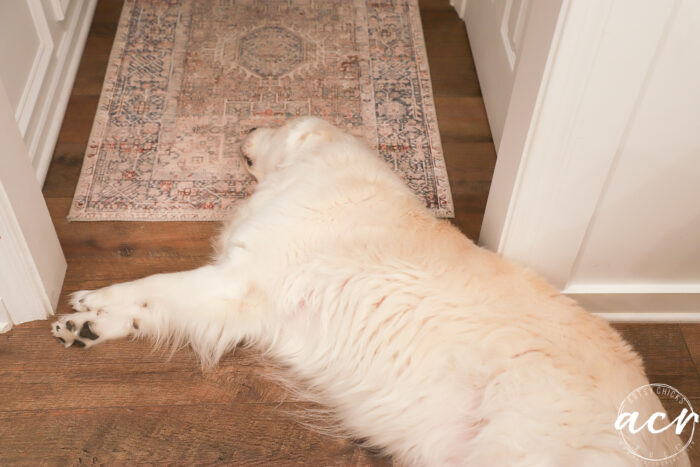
[53, 288, 137, 348]
[51, 311, 101, 348]
[69, 289, 107, 313]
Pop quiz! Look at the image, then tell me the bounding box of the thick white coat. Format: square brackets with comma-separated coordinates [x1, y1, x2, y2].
[53, 117, 689, 466]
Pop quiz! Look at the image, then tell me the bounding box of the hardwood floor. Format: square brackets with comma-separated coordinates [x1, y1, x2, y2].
[2, 0, 698, 464]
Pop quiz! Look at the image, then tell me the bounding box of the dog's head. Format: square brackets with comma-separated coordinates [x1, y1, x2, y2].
[241, 116, 346, 181]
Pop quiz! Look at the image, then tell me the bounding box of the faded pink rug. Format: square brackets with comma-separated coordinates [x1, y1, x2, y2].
[69, 0, 453, 221]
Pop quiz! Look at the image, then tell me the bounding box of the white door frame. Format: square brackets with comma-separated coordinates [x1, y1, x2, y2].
[0, 80, 66, 331]
[478, 0, 700, 321]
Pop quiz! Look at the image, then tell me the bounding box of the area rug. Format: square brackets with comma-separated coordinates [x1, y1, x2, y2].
[69, 0, 453, 221]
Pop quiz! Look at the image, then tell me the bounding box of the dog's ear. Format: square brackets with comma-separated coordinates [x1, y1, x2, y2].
[292, 117, 340, 146]
[297, 128, 337, 145]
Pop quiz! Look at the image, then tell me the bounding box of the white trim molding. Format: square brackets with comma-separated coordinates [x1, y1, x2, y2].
[49, 0, 71, 22]
[14, 0, 54, 136]
[593, 313, 700, 323]
[0, 298, 13, 333]
[30, 0, 97, 183]
[450, 0, 468, 20]
[567, 285, 700, 322]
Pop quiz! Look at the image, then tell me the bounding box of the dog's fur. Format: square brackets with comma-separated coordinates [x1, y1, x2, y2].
[53, 117, 689, 466]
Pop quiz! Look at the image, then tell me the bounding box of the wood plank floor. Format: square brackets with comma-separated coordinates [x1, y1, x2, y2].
[2, 0, 699, 464]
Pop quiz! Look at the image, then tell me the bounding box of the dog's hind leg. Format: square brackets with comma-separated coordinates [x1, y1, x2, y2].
[51, 264, 268, 366]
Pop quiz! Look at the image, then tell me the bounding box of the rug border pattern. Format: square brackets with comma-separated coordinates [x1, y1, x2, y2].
[67, 0, 454, 221]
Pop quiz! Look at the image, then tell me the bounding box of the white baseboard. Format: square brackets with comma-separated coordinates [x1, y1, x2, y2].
[0, 298, 13, 333]
[594, 312, 700, 323]
[567, 290, 700, 322]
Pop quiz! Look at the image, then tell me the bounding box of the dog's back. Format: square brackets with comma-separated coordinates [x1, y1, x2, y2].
[251, 119, 690, 466]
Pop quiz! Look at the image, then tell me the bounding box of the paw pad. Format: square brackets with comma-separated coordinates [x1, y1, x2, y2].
[78, 322, 99, 340]
[51, 315, 100, 348]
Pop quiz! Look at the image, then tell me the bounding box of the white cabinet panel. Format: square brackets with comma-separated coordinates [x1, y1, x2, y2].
[0, 81, 66, 330]
[0, 0, 53, 134]
[570, 3, 700, 285]
[0, 0, 92, 331]
[451, 0, 548, 149]
[501, 0, 530, 70]
[474, 0, 700, 321]
[0, 0, 97, 183]
[0, 2, 38, 111]
[466, 0, 700, 319]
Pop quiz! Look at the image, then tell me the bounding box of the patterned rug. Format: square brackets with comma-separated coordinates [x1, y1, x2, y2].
[69, 0, 453, 221]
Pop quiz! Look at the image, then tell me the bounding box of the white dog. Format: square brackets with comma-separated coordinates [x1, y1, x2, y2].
[53, 117, 689, 466]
